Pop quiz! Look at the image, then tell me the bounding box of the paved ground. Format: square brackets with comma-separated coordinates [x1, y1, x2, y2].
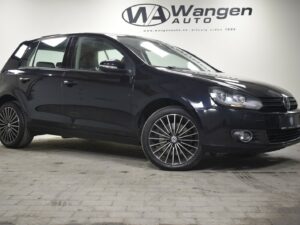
[0, 135, 300, 225]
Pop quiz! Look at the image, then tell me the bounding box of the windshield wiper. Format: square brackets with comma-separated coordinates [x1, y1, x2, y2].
[154, 66, 191, 71]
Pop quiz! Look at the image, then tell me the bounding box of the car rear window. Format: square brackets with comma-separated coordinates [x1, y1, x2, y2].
[32, 37, 69, 69]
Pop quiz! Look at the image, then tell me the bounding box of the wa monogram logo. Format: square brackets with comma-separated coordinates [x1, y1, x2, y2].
[122, 4, 171, 27]
[122, 3, 253, 27]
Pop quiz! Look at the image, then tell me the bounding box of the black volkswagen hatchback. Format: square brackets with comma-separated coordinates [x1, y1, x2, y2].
[1, 33, 300, 170]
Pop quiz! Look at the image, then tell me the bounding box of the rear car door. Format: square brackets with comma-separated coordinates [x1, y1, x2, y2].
[62, 36, 135, 138]
[4, 36, 71, 131]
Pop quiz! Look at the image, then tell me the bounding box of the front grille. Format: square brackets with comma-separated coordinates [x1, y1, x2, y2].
[261, 97, 298, 112]
[267, 128, 300, 143]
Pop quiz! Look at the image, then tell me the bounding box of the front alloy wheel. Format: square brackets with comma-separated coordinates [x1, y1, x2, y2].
[141, 106, 203, 170]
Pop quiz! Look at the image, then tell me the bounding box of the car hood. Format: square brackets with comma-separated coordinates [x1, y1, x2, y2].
[159, 68, 293, 98]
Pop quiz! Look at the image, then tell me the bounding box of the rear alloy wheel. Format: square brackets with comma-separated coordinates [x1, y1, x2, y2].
[0, 102, 33, 148]
[141, 106, 203, 170]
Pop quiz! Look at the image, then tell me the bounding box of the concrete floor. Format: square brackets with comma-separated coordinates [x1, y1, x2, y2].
[0, 135, 300, 225]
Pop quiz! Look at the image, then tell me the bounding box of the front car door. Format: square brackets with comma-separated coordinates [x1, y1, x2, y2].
[62, 35, 135, 139]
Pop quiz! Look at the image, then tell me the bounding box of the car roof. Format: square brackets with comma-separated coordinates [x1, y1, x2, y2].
[27, 33, 153, 43]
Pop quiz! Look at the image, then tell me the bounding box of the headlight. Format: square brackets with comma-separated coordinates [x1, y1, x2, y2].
[209, 88, 263, 110]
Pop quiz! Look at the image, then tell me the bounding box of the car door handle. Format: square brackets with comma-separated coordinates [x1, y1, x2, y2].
[19, 77, 31, 83]
[63, 80, 77, 87]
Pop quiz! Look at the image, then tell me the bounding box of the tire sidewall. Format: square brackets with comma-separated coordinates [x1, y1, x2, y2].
[141, 106, 203, 170]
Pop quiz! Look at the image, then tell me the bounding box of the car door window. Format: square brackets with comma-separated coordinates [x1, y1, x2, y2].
[2, 41, 39, 72]
[74, 37, 125, 71]
[32, 37, 69, 69]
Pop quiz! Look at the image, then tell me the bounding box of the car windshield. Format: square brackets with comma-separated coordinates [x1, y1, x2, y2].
[117, 36, 217, 73]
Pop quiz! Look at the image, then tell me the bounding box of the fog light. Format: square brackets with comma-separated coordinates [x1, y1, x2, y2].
[232, 130, 253, 143]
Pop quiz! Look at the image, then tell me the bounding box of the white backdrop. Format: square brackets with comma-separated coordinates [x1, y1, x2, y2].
[0, 0, 299, 100]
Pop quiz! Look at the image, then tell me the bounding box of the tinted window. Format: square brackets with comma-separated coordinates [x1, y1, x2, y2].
[145, 50, 192, 69]
[74, 37, 124, 71]
[118, 36, 217, 72]
[2, 41, 38, 72]
[20, 42, 39, 67]
[33, 37, 69, 69]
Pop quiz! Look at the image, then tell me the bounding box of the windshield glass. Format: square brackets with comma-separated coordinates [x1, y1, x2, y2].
[117, 36, 217, 72]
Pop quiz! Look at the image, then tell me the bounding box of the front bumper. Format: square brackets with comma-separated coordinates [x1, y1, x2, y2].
[196, 107, 300, 153]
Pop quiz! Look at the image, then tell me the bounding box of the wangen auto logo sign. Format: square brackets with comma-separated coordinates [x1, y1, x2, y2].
[122, 4, 170, 26]
[122, 4, 253, 27]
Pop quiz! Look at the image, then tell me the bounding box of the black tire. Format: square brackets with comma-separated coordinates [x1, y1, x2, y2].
[0, 102, 33, 148]
[141, 106, 203, 171]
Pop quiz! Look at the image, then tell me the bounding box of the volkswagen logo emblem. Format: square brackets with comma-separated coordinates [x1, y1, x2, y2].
[283, 97, 291, 111]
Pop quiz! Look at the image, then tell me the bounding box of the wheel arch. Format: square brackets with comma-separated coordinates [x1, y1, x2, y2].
[137, 97, 201, 132]
[0, 92, 28, 113]
[0, 95, 18, 107]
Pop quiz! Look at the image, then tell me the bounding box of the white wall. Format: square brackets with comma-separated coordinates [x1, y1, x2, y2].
[0, 0, 300, 100]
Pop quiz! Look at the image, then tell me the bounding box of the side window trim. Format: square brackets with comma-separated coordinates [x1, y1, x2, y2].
[18, 66, 69, 72]
[69, 36, 79, 69]
[62, 36, 74, 69]
[31, 41, 41, 67]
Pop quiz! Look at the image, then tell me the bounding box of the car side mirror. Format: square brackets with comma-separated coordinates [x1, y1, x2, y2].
[99, 60, 128, 74]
